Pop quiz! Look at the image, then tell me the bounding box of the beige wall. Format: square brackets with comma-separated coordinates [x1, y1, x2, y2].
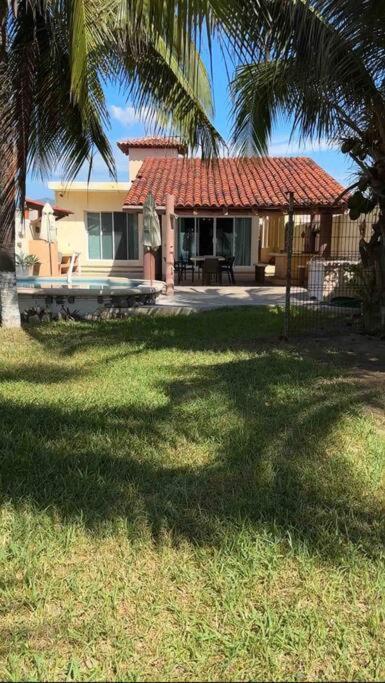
[15, 211, 35, 259]
[260, 214, 285, 262]
[260, 212, 367, 261]
[15, 210, 56, 272]
[51, 188, 143, 277]
[331, 211, 375, 258]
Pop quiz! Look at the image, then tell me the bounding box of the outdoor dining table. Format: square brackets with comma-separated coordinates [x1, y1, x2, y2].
[189, 255, 226, 283]
[189, 255, 226, 265]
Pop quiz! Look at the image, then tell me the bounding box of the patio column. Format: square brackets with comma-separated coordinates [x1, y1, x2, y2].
[319, 212, 333, 258]
[165, 194, 175, 296]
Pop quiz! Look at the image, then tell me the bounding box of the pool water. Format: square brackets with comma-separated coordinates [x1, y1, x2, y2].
[17, 276, 162, 292]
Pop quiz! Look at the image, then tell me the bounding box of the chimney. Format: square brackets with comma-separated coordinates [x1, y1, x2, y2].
[117, 137, 187, 182]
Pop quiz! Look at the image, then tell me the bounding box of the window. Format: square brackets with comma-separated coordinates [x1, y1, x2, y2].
[86, 212, 138, 260]
[177, 216, 252, 265]
[87, 212, 102, 259]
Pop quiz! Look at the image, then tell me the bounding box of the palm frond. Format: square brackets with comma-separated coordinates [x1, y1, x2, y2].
[228, 0, 385, 155]
[0, 0, 222, 244]
[231, 61, 291, 156]
[114, 13, 222, 156]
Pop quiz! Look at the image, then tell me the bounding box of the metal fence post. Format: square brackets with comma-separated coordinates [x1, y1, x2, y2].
[283, 192, 294, 340]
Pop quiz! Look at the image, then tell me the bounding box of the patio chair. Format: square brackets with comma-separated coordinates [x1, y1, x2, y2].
[181, 256, 195, 283]
[174, 257, 195, 283]
[220, 256, 236, 284]
[202, 257, 222, 286]
[174, 258, 184, 284]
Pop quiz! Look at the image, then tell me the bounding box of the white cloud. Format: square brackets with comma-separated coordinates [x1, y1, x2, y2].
[268, 137, 338, 156]
[110, 104, 150, 127]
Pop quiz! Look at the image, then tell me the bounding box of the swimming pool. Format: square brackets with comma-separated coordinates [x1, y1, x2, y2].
[17, 276, 165, 321]
[17, 276, 164, 294]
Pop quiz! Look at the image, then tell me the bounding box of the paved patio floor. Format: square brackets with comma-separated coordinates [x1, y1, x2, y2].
[157, 285, 307, 311]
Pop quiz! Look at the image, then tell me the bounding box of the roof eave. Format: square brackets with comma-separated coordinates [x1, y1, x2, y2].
[123, 202, 346, 214]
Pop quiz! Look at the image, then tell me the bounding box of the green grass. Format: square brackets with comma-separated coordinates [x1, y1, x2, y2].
[0, 307, 385, 681]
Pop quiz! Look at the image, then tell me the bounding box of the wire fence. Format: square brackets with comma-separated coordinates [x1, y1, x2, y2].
[282, 207, 379, 337]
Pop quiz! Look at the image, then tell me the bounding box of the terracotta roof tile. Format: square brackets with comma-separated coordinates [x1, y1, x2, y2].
[123, 157, 346, 211]
[25, 198, 73, 218]
[117, 136, 187, 155]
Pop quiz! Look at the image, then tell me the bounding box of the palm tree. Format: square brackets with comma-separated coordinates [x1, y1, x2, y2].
[224, 0, 385, 328]
[0, 0, 221, 326]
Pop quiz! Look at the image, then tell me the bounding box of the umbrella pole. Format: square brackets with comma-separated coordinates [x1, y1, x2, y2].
[48, 241, 53, 276]
[165, 194, 175, 296]
[144, 248, 155, 283]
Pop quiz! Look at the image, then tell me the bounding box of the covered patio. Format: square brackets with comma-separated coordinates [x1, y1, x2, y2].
[122, 155, 346, 289]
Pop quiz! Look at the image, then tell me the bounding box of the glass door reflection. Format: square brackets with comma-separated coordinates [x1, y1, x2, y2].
[198, 217, 214, 255]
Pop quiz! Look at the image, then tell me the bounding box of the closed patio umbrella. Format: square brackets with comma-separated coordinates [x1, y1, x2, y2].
[143, 192, 161, 282]
[41, 203, 57, 275]
[41, 202, 57, 242]
[143, 192, 161, 251]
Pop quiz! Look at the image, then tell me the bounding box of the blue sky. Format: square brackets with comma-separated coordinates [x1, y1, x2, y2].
[27, 44, 356, 201]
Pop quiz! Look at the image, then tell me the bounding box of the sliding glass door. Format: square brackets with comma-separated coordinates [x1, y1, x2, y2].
[216, 218, 233, 258]
[86, 212, 139, 260]
[178, 217, 196, 259]
[198, 218, 214, 256]
[177, 216, 252, 265]
[234, 218, 252, 265]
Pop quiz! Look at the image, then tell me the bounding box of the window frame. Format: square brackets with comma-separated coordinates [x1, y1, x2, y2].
[85, 211, 139, 262]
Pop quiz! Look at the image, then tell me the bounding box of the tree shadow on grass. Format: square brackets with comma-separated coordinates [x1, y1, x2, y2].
[24, 307, 385, 375]
[23, 307, 285, 356]
[0, 363, 85, 385]
[1, 343, 384, 562]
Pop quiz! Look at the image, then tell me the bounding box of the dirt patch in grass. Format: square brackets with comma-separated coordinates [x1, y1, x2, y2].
[298, 332, 385, 372]
[295, 333, 385, 422]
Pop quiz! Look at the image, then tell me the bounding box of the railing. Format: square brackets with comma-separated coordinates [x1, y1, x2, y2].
[66, 252, 81, 282]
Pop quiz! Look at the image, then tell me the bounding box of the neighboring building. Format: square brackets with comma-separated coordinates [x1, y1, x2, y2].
[16, 198, 73, 276]
[47, 137, 347, 281]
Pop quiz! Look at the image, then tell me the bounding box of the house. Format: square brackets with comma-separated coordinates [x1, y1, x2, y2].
[47, 137, 349, 283]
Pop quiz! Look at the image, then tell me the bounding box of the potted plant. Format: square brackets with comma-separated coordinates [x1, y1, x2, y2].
[16, 253, 41, 277]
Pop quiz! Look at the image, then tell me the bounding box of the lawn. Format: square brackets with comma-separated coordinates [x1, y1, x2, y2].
[1, 307, 385, 681]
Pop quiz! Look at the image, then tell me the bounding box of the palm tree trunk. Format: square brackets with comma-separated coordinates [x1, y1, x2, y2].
[360, 198, 385, 332]
[0, 0, 20, 327]
[375, 202, 385, 330]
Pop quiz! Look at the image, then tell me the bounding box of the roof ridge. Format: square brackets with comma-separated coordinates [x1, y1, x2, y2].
[117, 136, 187, 155]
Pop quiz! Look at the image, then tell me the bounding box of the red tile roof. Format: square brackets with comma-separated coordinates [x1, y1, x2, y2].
[25, 198, 73, 219]
[123, 157, 346, 211]
[117, 136, 187, 155]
